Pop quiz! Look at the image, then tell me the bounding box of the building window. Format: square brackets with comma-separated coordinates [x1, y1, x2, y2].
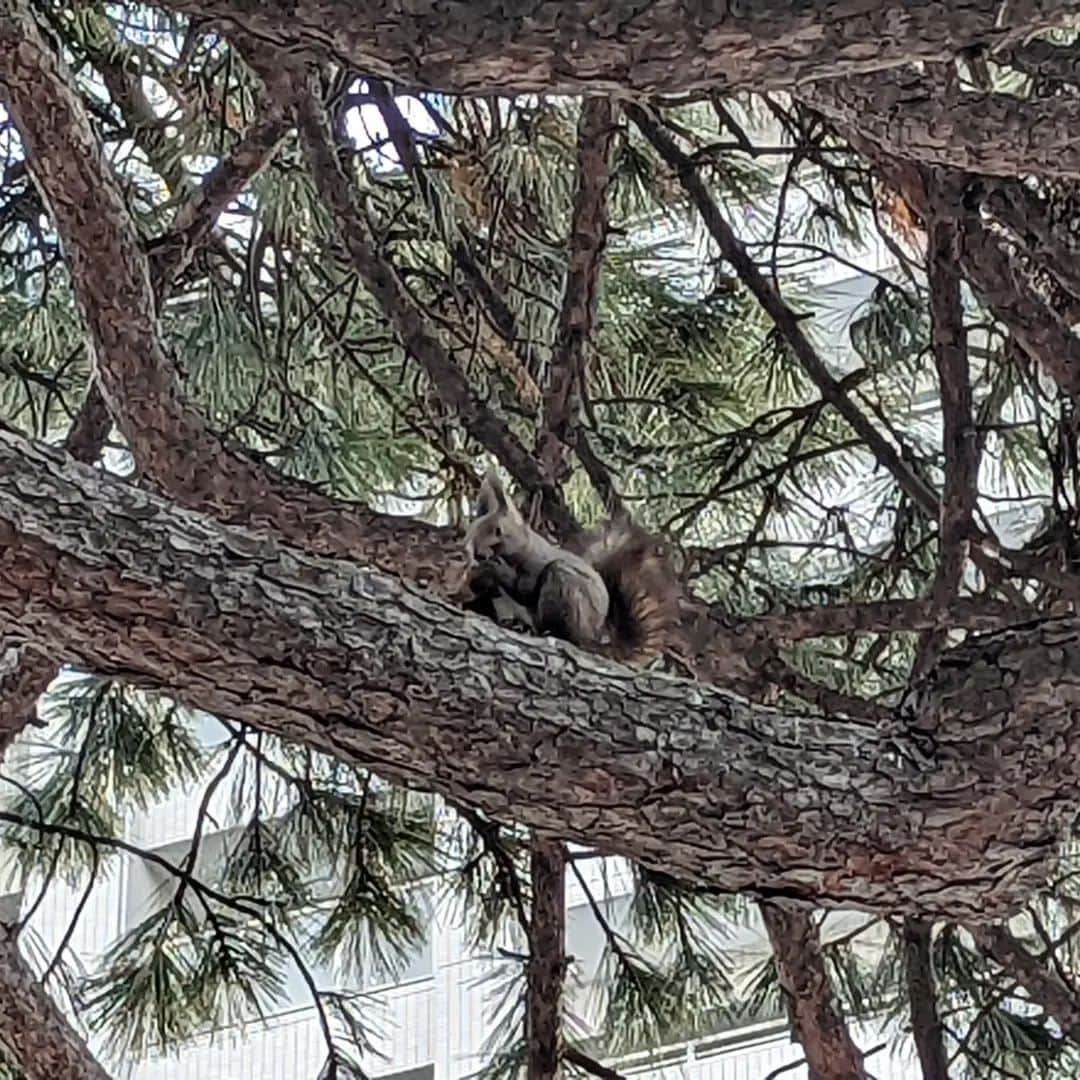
[374, 1065, 434, 1080]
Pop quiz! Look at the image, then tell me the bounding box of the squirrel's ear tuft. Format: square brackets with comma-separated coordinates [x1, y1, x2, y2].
[477, 470, 509, 515]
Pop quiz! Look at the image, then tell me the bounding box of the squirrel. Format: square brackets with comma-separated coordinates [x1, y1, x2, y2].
[460, 471, 679, 663]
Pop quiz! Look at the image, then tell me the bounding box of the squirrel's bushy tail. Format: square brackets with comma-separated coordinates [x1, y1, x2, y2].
[573, 520, 680, 662]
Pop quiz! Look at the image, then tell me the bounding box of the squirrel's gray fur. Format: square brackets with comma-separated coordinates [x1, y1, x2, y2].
[461, 471, 678, 662]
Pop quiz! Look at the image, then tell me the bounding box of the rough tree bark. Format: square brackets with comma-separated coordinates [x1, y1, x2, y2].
[760, 904, 867, 1080]
[982, 180, 1080, 308]
[0, 35, 289, 754]
[0, 427, 1076, 918]
[527, 841, 565, 1080]
[901, 920, 949, 1080]
[0, 7, 774, 697]
[0, 383, 111, 753]
[144, 0, 1076, 97]
[0, 929, 110, 1080]
[797, 71, 1080, 179]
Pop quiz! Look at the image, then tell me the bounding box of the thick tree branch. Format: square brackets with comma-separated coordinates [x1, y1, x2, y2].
[0, 928, 111, 1080]
[0, 39, 291, 755]
[901, 920, 949, 1080]
[0, 2, 461, 585]
[797, 71, 1080, 179]
[760, 903, 867, 1080]
[968, 923, 1080, 1042]
[0, 5, 806, 708]
[527, 839, 566, 1080]
[955, 213, 1080, 402]
[536, 99, 614, 489]
[146, 105, 291, 300]
[627, 103, 939, 518]
[982, 180, 1080, 308]
[147, 0, 1076, 97]
[0, 427, 1076, 917]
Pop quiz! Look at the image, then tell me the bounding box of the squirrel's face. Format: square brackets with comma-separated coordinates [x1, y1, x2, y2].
[465, 513, 508, 561]
[465, 470, 524, 562]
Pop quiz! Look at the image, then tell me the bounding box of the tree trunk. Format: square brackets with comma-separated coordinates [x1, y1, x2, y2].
[901, 920, 949, 1080]
[761, 903, 867, 1080]
[527, 839, 565, 1080]
[0, 929, 111, 1080]
[146, 0, 1075, 97]
[0, 427, 1076, 917]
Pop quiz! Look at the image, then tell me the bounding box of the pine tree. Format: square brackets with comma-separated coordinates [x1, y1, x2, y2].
[3, 4, 1080, 1080]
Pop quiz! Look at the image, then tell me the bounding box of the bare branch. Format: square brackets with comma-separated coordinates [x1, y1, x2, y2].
[626, 103, 939, 518]
[563, 1047, 628, 1080]
[969, 923, 1080, 1042]
[286, 67, 576, 536]
[956, 213, 1080, 402]
[537, 99, 614, 489]
[147, 105, 292, 299]
[742, 596, 1023, 642]
[901, 919, 949, 1080]
[915, 187, 976, 678]
[928, 198, 977, 595]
